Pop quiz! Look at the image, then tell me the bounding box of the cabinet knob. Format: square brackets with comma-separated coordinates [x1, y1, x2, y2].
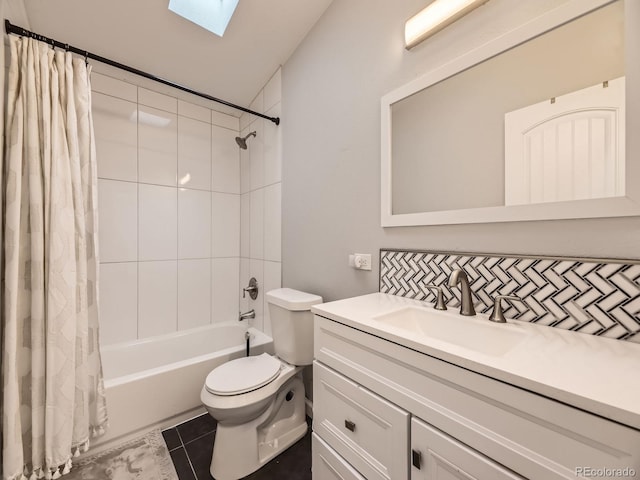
[344, 420, 356, 432]
[412, 449, 422, 469]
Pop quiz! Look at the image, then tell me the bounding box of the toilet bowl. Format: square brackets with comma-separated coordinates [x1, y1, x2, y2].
[201, 288, 322, 480]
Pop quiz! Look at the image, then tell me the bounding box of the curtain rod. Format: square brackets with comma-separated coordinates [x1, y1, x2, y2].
[4, 20, 280, 125]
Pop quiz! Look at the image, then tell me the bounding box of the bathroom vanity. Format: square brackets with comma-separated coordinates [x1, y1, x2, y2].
[311, 293, 640, 479]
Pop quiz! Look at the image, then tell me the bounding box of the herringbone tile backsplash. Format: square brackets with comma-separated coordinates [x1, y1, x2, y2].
[380, 249, 640, 342]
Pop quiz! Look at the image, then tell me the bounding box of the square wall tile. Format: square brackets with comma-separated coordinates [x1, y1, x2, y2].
[99, 262, 137, 345]
[249, 120, 265, 191]
[240, 193, 250, 258]
[212, 258, 240, 323]
[178, 116, 211, 191]
[263, 68, 281, 111]
[98, 179, 137, 263]
[138, 261, 177, 338]
[264, 183, 281, 262]
[93, 93, 138, 182]
[178, 189, 212, 259]
[212, 193, 240, 258]
[249, 189, 264, 260]
[91, 73, 137, 102]
[178, 259, 211, 330]
[139, 184, 177, 261]
[138, 88, 178, 113]
[138, 105, 177, 186]
[263, 261, 282, 337]
[263, 102, 282, 186]
[211, 126, 240, 194]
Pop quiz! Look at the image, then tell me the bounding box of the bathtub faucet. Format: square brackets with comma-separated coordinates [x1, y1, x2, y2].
[239, 309, 255, 321]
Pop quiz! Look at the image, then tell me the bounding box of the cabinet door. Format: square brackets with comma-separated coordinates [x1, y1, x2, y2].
[411, 417, 524, 480]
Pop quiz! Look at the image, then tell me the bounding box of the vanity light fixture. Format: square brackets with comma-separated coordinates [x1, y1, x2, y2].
[405, 0, 488, 49]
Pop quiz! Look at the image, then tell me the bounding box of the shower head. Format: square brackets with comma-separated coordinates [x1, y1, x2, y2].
[235, 131, 257, 150]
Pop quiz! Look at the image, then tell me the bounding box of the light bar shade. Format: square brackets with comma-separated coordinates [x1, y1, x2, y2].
[405, 0, 487, 49]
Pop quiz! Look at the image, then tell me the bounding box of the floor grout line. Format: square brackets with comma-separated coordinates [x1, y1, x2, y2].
[181, 428, 216, 447]
[175, 428, 186, 449]
[174, 427, 200, 480]
[175, 424, 217, 480]
[182, 443, 199, 480]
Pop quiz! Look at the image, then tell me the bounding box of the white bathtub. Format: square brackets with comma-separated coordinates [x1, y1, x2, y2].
[95, 323, 273, 449]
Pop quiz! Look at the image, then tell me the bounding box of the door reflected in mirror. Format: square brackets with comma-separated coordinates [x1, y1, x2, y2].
[504, 77, 624, 206]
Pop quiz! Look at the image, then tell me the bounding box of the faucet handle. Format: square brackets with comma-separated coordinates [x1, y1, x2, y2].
[242, 277, 259, 300]
[422, 284, 447, 311]
[489, 295, 525, 323]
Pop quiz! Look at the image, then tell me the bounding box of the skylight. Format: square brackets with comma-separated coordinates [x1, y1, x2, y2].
[168, 0, 240, 37]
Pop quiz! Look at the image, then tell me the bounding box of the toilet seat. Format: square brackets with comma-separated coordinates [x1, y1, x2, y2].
[205, 353, 282, 396]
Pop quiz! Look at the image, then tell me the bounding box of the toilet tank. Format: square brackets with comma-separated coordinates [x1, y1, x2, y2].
[265, 288, 323, 366]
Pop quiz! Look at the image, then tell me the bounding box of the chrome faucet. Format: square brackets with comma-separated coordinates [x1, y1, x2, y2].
[239, 309, 255, 321]
[448, 269, 476, 316]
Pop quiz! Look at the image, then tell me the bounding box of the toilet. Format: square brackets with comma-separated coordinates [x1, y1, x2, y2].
[201, 288, 322, 480]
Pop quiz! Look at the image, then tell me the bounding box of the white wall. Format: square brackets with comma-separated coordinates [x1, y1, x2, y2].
[94, 73, 242, 345]
[239, 68, 283, 335]
[281, 0, 640, 303]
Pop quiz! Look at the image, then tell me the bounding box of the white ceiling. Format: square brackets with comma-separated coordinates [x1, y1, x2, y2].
[20, 0, 333, 114]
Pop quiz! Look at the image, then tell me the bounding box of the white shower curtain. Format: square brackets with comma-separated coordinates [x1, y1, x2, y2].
[2, 36, 108, 480]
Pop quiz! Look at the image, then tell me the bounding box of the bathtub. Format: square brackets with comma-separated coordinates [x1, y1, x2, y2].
[95, 323, 273, 449]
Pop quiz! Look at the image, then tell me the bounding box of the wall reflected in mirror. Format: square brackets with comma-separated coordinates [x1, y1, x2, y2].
[391, 1, 624, 215]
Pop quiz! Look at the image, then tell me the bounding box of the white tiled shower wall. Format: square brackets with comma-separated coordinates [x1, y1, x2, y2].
[93, 72, 245, 345]
[239, 69, 283, 336]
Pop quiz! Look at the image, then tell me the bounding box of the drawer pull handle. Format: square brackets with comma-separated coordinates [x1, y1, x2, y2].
[412, 449, 422, 469]
[344, 420, 356, 432]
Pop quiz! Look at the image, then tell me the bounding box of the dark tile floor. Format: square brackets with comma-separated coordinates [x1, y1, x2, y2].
[162, 414, 312, 480]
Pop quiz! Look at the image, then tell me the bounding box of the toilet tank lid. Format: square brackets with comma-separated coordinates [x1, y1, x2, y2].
[266, 288, 323, 311]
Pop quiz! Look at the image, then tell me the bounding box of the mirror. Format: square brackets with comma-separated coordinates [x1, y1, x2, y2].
[381, 0, 640, 226]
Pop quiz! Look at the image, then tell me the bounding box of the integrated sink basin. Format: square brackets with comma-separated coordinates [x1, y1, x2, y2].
[372, 306, 526, 356]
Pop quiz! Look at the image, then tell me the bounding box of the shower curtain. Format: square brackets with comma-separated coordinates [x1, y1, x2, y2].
[2, 36, 108, 480]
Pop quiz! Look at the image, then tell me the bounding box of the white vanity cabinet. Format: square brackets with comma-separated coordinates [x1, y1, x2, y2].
[312, 310, 640, 480]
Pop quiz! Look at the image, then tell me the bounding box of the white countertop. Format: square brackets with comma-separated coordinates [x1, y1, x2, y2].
[312, 292, 640, 431]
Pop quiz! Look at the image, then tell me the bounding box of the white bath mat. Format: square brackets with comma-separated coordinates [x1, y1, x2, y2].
[64, 429, 179, 480]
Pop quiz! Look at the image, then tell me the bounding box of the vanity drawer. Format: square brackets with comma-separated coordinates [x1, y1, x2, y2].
[313, 361, 409, 480]
[313, 433, 366, 480]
